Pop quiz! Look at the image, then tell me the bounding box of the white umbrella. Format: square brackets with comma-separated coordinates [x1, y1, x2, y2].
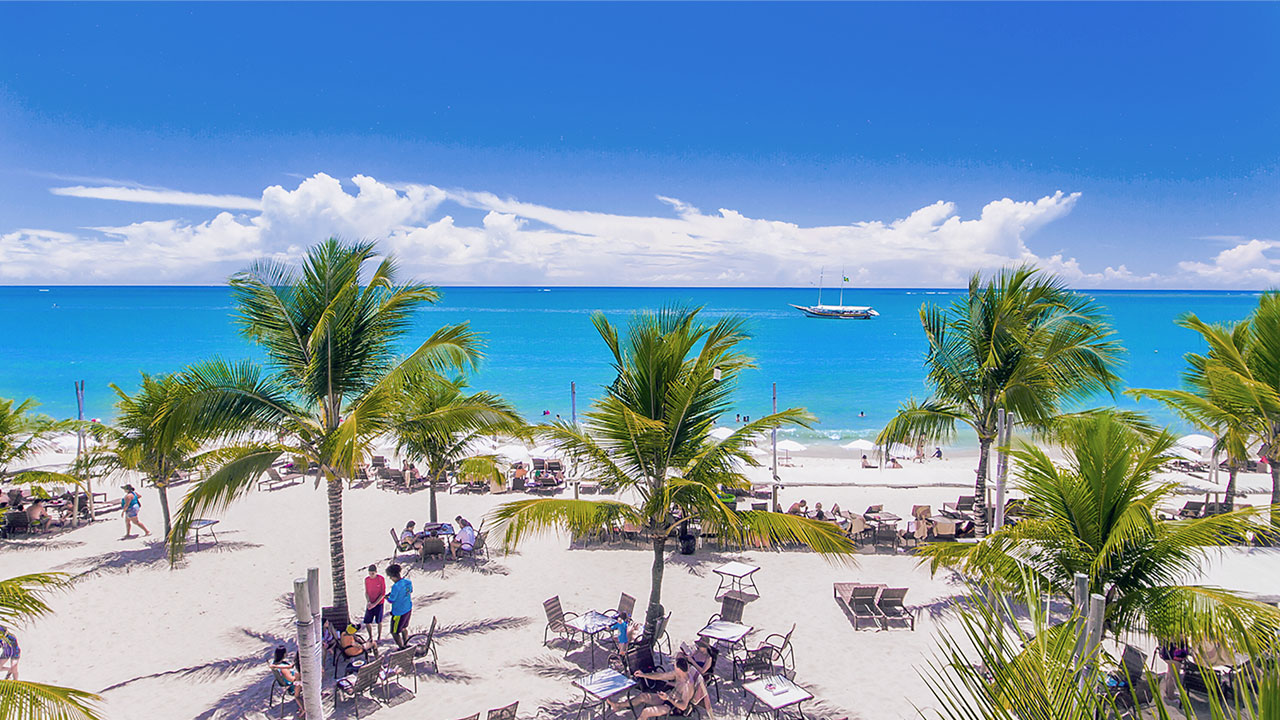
[884, 443, 915, 458]
[1176, 434, 1214, 452]
[776, 439, 808, 453]
[746, 446, 769, 457]
[494, 444, 532, 462]
[709, 427, 735, 441]
[842, 439, 876, 451]
[1168, 446, 1204, 462]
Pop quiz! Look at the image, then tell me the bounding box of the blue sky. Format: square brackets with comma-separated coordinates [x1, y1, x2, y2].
[1, 2, 1277, 287]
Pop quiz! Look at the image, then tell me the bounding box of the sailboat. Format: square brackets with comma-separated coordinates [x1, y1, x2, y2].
[789, 268, 879, 319]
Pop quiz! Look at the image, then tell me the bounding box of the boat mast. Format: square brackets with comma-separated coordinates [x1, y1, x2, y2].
[818, 266, 824, 306]
[839, 266, 845, 308]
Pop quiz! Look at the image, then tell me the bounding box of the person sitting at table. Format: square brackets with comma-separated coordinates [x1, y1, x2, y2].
[338, 623, 378, 660]
[449, 516, 476, 560]
[399, 521, 423, 550]
[678, 637, 718, 679]
[269, 645, 304, 715]
[609, 656, 701, 719]
[813, 502, 827, 521]
[26, 499, 60, 530]
[786, 499, 807, 516]
[861, 454, 876, 468]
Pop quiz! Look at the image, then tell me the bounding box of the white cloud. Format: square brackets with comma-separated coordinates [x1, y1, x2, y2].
[1179, 239, 1280, 286]
[50, 185, 262, 210]
[2, 172, 1271, 288]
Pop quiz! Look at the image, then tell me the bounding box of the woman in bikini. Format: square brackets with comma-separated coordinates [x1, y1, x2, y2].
[269, 646, 304, 716]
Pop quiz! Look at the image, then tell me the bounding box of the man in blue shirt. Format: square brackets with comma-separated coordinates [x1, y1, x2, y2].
[385, 564, 413, 649]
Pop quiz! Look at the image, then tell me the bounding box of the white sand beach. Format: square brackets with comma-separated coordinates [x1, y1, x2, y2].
[5, 449, 1278, 720]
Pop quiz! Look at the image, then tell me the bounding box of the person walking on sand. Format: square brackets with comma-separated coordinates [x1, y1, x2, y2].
[120, 484, 150, 538]
[363, 564, 387, 642]
[386, 564, 413, 649]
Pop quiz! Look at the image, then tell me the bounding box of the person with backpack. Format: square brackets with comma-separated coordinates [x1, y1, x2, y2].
[120, 484, 150, 538]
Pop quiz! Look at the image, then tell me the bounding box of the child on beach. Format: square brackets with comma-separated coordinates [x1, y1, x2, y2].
[386, 564, 413, 649]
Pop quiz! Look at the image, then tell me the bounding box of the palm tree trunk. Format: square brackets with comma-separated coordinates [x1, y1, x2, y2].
[326, 475, 351, 621]
[973, 435, 992, 538]
[645, 533, 667, 640]
[1224, 465, 1238, 512]
[156, 482, 173, 540]
[429, 466, 444, 523]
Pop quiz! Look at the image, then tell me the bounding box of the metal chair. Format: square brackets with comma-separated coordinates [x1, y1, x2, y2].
[543, 596, 580, 650]
[406, 615, 439, 672]
[334, 661, 382, 719]
[380, 646, 418, 700]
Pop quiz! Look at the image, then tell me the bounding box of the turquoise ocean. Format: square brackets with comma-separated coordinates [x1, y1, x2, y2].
[0, 286, 1267, 446]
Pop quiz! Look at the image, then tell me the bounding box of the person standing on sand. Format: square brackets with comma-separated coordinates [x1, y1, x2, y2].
[0, 623, 19, 680]
[120, 484, 150, 538]
[363, 564, 387, 642]
[386, 564, 413, 649]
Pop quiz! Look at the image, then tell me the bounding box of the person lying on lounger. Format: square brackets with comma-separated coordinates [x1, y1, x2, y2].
[861, 454, 876, 468]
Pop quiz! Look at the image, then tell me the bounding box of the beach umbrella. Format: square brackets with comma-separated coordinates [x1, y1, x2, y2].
[494, 444, 532, 463]
[776, 439, 807, 453]
[884, 442, 914, 458]
[746, 446, 769, 457]
[708, 426, 735, 441]
[1176, 434, 1214, 452]
[1168, 446, 1203, 462]
[841, 439, 876, 451]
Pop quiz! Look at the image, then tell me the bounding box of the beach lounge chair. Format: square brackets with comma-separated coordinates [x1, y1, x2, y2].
[406, 615, 439, 671]
[1, 511, 30, 539]
[543, 596, 580, 650]
[258, 467, 301, 492]
[371, 455, 386, 469]
[833, 583, 885, 630]
[943, 495, 975, 514]
[335, 661, 382, 718]
[876, 587, 915, 630]
[1178, 501, 1206, 518]
[379, 646, 418, 701]
[487, 701, 519, 720]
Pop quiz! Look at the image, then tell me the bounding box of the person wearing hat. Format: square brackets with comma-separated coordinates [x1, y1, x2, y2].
[120, 484, 150, 538]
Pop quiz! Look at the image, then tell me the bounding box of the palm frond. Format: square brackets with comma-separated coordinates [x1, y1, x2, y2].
[0, 573, 72, 627]
[168, 445, 284, 562]
[0, 679, 103, 720]
[489, 498, 640, 550]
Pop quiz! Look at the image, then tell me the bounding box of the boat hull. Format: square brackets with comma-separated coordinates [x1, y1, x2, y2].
[789, 304, 878, 319]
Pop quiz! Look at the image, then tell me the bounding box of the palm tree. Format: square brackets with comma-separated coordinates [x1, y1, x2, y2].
[917, 412, 1280, 647]
[876, 265, 1123, 536]
[922, 573, 1280, 720]
[1130, 316, 1260, 512]
[0, 572, 102, 720]
[164, 238, 481, 620]
[0, 397, 76, 483]
[78, 374, 203, 539]
[1135, 295, 1280, 529]
[492, 307, 855, 636]
[391, 374, 524, 522]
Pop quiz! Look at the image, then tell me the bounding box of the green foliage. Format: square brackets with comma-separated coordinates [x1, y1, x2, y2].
[163, 238, 481, 618]
[878, 265, 1124, 533]
[918, 412, 1280, 649]
[0, 572, 103, 720]
[392, 374, 524, 520]
[0, 398, 79, 490]
[492, 306, 855, 631]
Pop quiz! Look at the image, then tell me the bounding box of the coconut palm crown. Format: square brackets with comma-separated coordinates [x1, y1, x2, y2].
[392, 374, 525, 522]
[164, 238, 481, 621]
[876, 265, 1123, 535]
[78, 374, 203, 539]
[917, 412, 1280, 649]
[492, 307, 855, 636]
